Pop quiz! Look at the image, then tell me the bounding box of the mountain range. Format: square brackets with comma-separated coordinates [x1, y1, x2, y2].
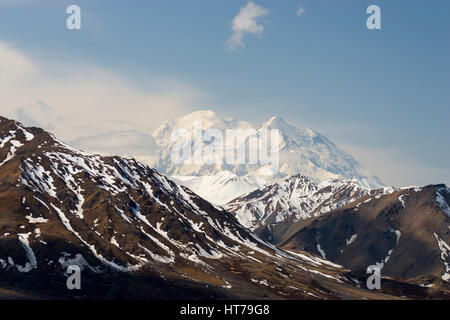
[71, 110, 383, 205]
[279, 184, 450, 284]
[1, 114, 449, 299]
[225, 174, 395, 232]
[0, 116, 412, 299]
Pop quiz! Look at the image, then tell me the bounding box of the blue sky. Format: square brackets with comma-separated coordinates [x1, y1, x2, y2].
[0, 0, 448, 186]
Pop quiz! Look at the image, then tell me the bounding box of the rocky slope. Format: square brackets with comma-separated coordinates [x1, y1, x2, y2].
[279, 185, 450, 285]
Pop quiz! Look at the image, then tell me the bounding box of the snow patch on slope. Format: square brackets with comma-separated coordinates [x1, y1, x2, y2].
[17, 233, 37, 272]
[346, 234, 357, 246]
[434, 233, 450, 281]
[172, 171, 267, 205]
[317, 243, 326, 259]
[436, 188, 450, 218]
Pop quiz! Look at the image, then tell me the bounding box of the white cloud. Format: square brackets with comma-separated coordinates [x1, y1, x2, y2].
[296, 6, 305, 17]
[341, 143, 450, 187]
[227, 1, 269, 50]
[0, 42, 206, 141]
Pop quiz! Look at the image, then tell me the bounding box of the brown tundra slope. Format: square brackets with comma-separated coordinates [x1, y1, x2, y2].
[0, 116, 448, 299]
[280, 185, 450, 289]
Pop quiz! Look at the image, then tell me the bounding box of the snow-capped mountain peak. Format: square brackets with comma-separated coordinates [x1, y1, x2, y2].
[225, 174, 394, 231]
[153, 109, 253, 145]
[151, 110, 381, 182]
[67, 110, 382, 204]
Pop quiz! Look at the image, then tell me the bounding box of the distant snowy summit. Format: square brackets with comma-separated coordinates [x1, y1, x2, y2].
[149, 110, 382, 204]
[71, 109, 383, 204]
[151, 110, 382, 183]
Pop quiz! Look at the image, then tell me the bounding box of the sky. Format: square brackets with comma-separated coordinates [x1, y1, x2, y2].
[0, 0, 448, 186]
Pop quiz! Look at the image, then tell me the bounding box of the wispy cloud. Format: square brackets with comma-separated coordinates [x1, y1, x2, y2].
[296, 6, 305, 17]
[341, 143, 450, 187]
[0, 42, 206, 141]
[227, 1, 269, 50]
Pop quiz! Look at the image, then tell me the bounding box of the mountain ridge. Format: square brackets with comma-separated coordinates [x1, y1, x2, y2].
[127, 110, 382, 204]
[0, 115, 399, 299]
[225, 174, 395, 232]
[0, 116, 448, 299]
[279, 184, 450, 282]
[150, 110, 382, 184]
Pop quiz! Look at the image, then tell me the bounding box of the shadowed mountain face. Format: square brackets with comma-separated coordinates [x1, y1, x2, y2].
[279, 185, 450, 283]
[1, 116, 407, 300]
